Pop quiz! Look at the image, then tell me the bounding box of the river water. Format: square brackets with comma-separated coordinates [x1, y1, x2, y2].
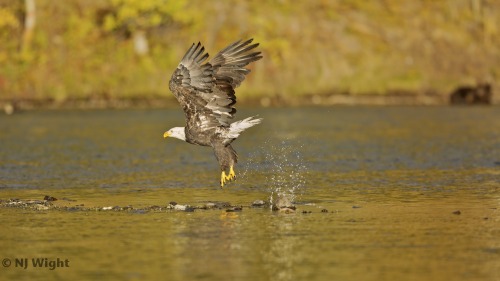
[0, 106, 499, 281]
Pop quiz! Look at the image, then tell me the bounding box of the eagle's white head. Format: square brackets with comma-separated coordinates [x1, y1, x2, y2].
[163, 127, 186, 141]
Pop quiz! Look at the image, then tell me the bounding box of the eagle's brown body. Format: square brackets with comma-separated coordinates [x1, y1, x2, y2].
[165, 39, 262, 187]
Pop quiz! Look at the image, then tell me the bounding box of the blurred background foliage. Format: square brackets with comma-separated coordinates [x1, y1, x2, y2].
[0, 0, 498, 104]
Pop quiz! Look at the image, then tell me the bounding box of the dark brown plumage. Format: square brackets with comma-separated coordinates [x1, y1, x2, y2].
[164, 39, 263, 187]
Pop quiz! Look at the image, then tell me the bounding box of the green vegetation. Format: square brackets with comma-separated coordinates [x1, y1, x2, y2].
[0, 0, 498, 105]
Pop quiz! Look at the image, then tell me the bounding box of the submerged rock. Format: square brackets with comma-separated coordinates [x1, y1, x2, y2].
[35, 204, 49, 210]
[44, 195, 58, 202]
[195, 201, 232, 209]
[169, 203, 191, 211]
[3, 198, 52, 210]
[272, 194, 296, 212]
[278, 207, 295, 214]
[226, 206, 243, 212]
[251, 200, 266, 207]
[1, 197, 289, 214]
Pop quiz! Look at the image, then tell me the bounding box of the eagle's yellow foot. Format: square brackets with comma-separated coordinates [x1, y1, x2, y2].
[220, 166, 236, 188]
[227, 166, 236, 182]
[220, 171, 228, 188]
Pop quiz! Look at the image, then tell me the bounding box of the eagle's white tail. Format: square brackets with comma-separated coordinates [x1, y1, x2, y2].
[226, 116, 262, 139]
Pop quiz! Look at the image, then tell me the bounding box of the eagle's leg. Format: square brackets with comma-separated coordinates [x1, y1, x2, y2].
[228, 165, 236, 181]
[220, 171, 228, 188]
[224, 166, 236, 182]
[220, 166, 236, 187]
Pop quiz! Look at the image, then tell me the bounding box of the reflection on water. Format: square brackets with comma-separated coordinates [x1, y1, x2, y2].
[0, 106, 499, 281]
[263, 216, 300, 281]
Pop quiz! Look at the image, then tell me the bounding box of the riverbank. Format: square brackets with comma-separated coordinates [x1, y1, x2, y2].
[2, 91, 498, 113]
[1, 2, 499, 111]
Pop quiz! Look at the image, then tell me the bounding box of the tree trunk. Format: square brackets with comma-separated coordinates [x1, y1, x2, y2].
[133, 29, 149, 56]
[21, 0, 36, 54]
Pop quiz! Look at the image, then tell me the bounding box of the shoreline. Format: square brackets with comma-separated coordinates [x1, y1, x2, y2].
[1, 92, 498, 113]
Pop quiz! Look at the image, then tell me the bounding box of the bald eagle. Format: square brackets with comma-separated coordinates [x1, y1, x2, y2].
[163, 39, 263, 187]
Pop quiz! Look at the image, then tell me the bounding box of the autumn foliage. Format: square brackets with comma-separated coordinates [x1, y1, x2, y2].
[0, 0, 498, 104]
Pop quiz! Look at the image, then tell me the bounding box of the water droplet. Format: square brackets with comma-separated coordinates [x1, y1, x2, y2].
[241, 139, 308, 207]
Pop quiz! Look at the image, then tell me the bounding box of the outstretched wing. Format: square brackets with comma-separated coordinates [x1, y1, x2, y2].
[169, 39, 262, 133]
[210, 39, 263, 89]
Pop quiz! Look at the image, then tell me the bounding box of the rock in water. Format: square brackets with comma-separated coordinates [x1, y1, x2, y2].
[272, 194, 296, 211]
[44, 195, 58, 201]
[252, 200, 266, 207]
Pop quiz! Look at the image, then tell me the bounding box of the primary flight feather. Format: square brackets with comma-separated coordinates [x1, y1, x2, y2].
[164, 39, 263, 187]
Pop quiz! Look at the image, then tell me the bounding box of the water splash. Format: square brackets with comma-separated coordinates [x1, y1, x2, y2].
[242, 139, 308, 208]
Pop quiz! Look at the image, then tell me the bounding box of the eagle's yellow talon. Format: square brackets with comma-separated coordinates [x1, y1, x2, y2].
[221, 166, 236, 187]
[228, 166, 236, 181]
[220, 171, 227, 188]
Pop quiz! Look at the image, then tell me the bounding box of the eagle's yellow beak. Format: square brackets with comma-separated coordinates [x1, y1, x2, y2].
[163, 132, 170, 138]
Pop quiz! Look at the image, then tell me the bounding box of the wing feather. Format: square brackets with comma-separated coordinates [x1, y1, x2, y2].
[169, 39, 262, 136]
[210, 38, 263, 89]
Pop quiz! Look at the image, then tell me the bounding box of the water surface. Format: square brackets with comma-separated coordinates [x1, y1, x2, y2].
[0, 106, 499, 281]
